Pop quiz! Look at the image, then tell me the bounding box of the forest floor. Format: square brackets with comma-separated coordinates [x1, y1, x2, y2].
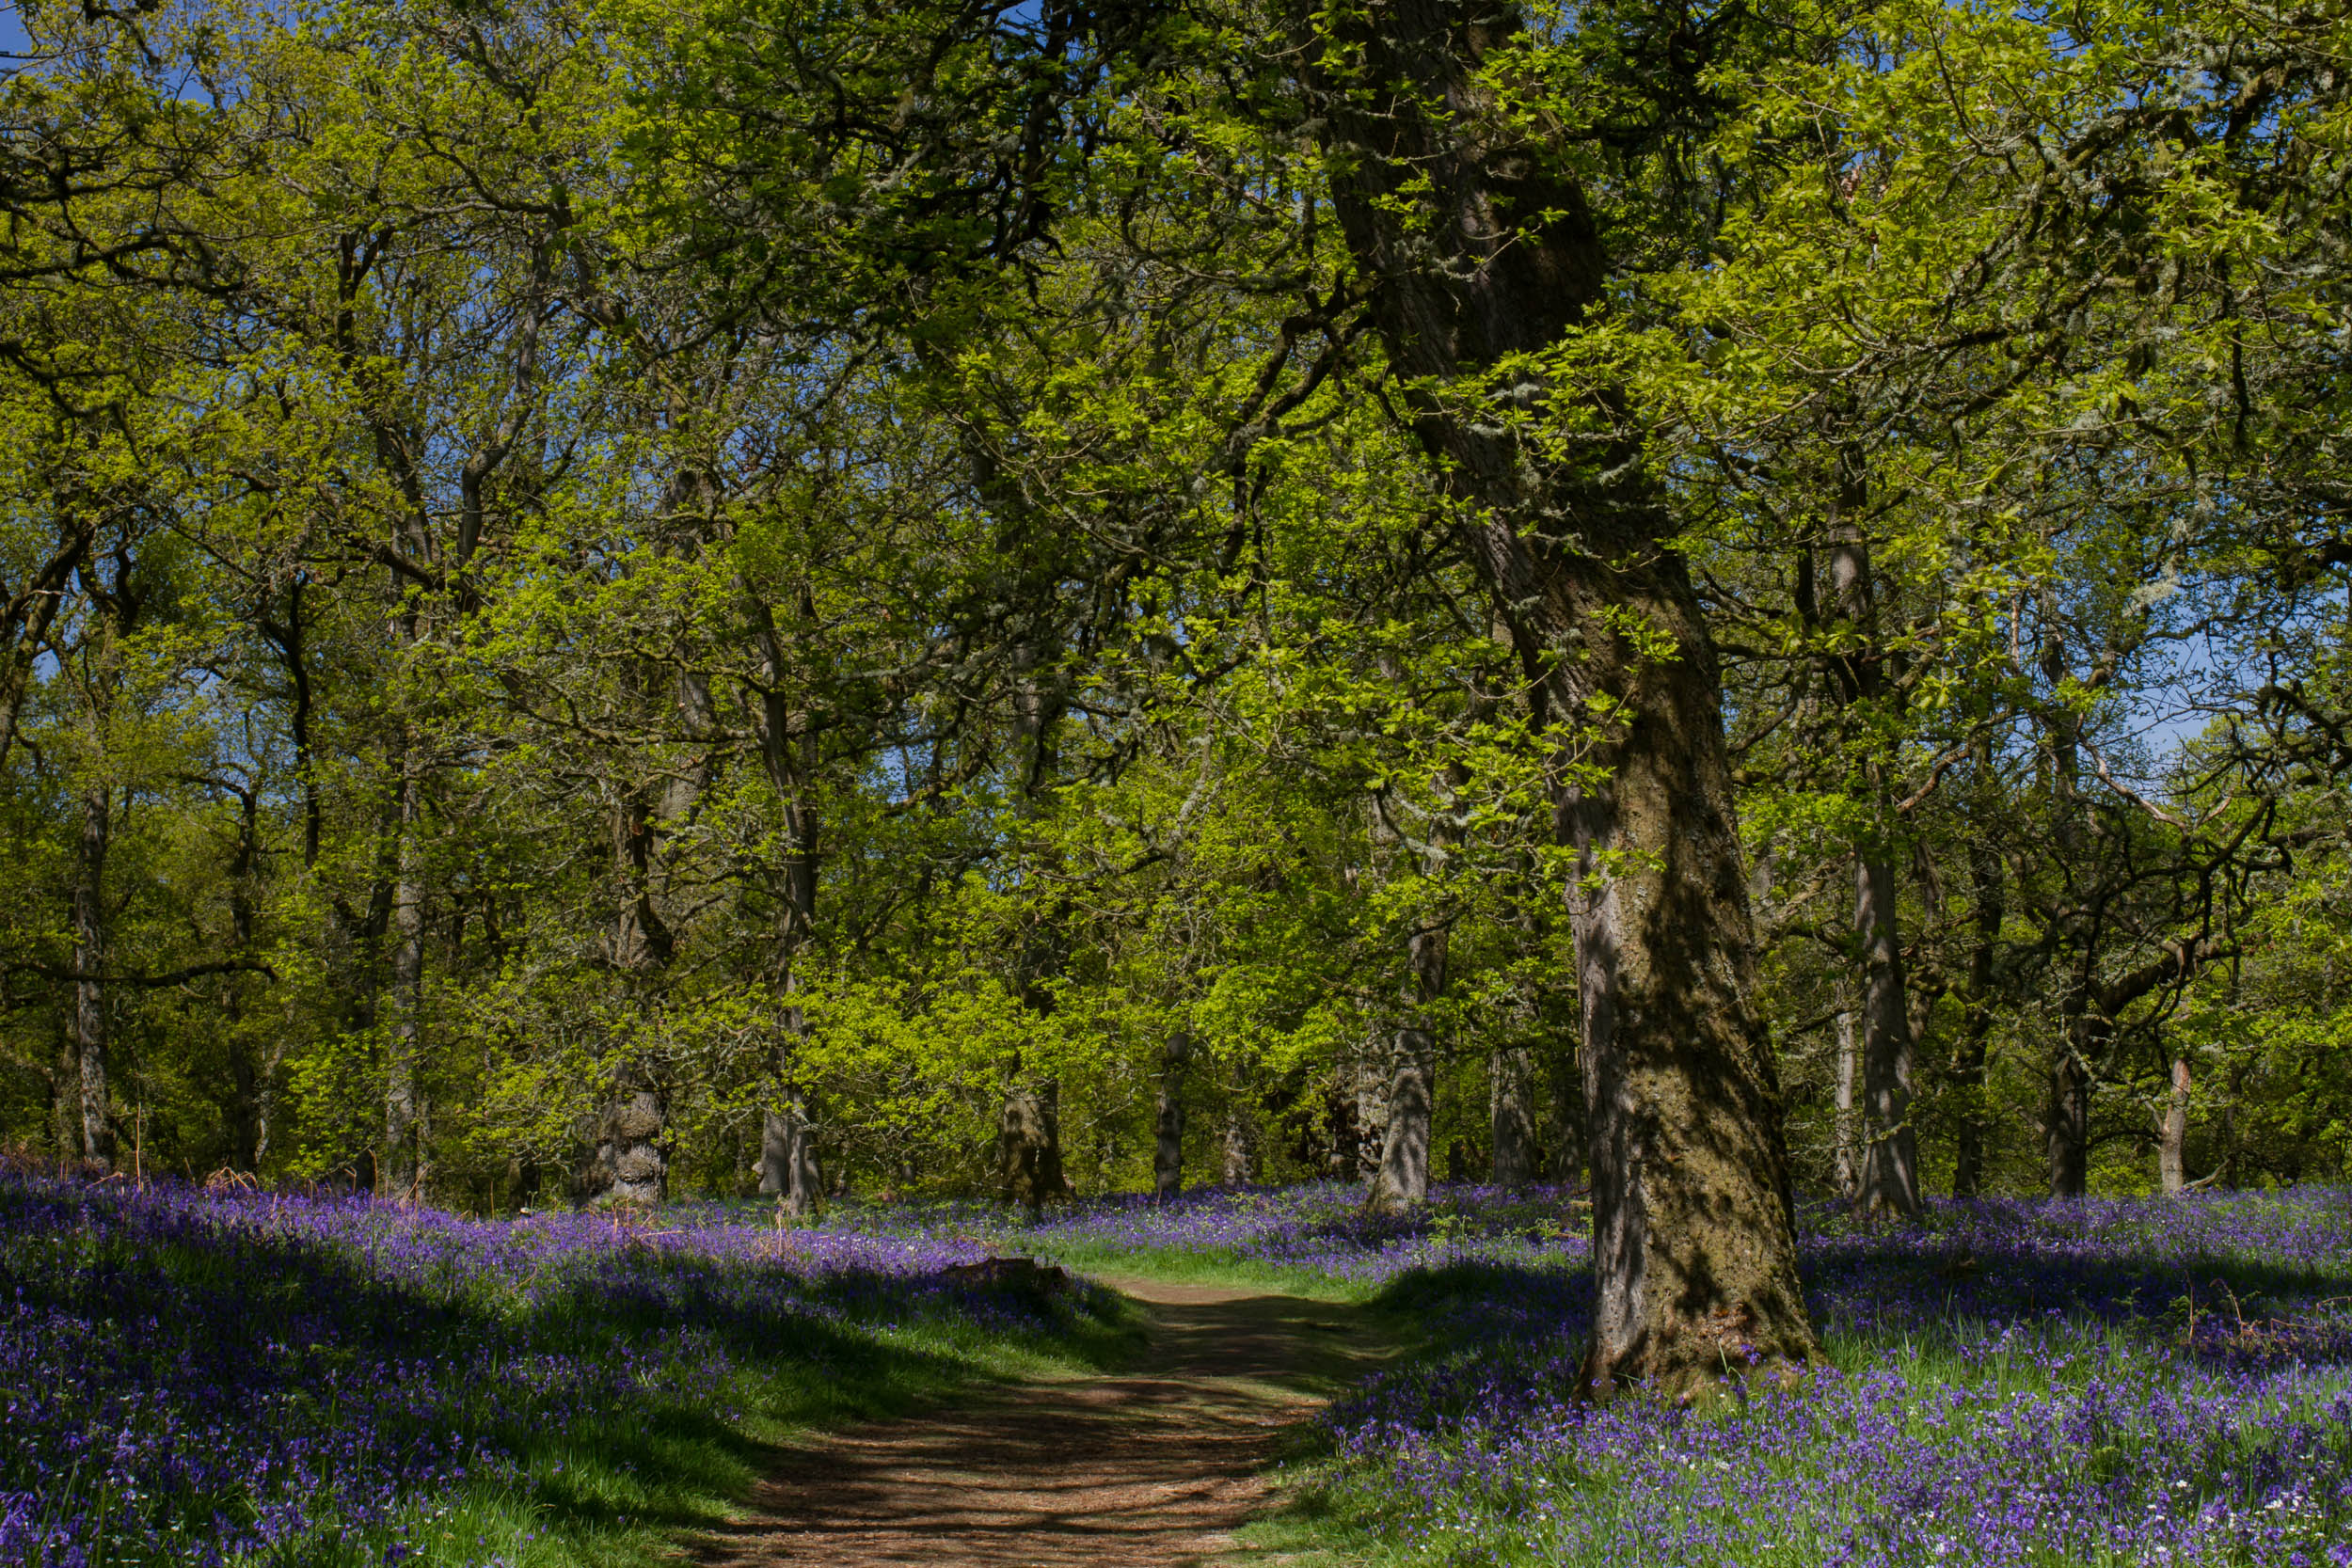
[691, 1275, 1390, 1567]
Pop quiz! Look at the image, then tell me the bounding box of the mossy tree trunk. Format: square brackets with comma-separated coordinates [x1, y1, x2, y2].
[1290, 0, 1818, 1397]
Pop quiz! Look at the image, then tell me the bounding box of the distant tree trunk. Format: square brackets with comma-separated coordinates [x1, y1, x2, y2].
[762, 1096, 822, 1211]
[760, 970, 825, 1215]
[1547, 1038, 1584, 1185]
[1323, 1065, 1360, 1177]
[1821, 468, 1920, 1220]
[1289, 0, 1817, 1394]
[600, 1078, 669, 1205]
[594, 781, 676, 1207]
[1832, 1006, 1858, 1200]
[998, 1073, 1065, 1210]
[1951, 780, 2004, 1198]
[380, 756, 427, 1204]
[73, 785, 111, 1172]
[1353, 1037, 1387, 1181]
[1367, 922, 1446, 1213]
[1852, 853, 1922, 1215]
[1221, 1107, 1257, 1186]
[2158, 1051, 2191, 1195]
[221, 784, 265, 1171]
[1153, 1032, 1190, 1199]
[2045, 1013, 2097, 1198]
[2039, 595, 2091, 1200]
[1490, 1042, 1536, 1188]
[755, 612, 826, 1217]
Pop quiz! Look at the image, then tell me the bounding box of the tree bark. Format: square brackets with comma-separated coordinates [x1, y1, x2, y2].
[1290, 0, 1816, 1395]
[2158, 1051, 2191, 1195]
[73, 785, 110, 1172]
[1489, 1041, 1536, 1188]
[1153, 1032, 1191, 1199]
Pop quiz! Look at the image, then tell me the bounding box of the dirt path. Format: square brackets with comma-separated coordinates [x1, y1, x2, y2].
[693, 1275, 1382, 1567]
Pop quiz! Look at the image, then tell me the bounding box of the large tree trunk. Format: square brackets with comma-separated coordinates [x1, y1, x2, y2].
[1565, 612, 1816, 1393]
[1489, 1041, 1536, 1188]
[380, 757, 427, 1204]
[1153, 1032, 1191, 1199]
[1291, 0, 1816, 1395]
[73, 785, 111, 1172]
[1289, 0, 1816, 1391]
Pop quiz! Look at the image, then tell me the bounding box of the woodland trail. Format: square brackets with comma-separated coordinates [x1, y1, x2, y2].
[692, 1275, 1387, 1567]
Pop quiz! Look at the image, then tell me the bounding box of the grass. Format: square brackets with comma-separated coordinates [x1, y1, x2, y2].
[350, 1313, 1144, 1568]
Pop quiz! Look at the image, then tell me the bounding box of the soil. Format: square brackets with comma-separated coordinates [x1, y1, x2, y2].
[691, 1275, 1386, 1567]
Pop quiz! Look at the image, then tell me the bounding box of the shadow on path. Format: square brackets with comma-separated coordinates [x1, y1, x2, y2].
[694, 1276, 1387, 1567]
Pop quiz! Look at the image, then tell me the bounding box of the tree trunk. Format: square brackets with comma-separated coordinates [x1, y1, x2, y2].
[1564, 618, 1816, 1393]
[998, 1075, 1066, 1210]
[753, 612, 826, 1217]
[1221, 1108, 1257, 1186]
[1367, 1028, 1434, 1212]
[1820, 471, 1921, 1219]
[1353, 1037, 1388, 1181]
[1292, 0, 1817, 1394]
[1832, 1006, 1858, 1200]
[1490, 1042, 1536, 1188]
[1852, 854, 1922, 1215]
[2046, 1028, 2093, 1197]
[2158, 1052, 2191, 1195]
[1367, 922, 1445, 1213]
[760, 1096, 822, 1212]
[1153, 1032, 1191, 1199]
[591, 782, 675, 1206]
[1547, 1039, 1584, 1185]
[380, 757, 426, 1204]
[600, 1079, 669, 1205]
[73, 785, 110, 1171]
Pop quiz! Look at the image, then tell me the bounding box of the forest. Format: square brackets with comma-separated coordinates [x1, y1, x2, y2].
[8, 0, 2352, 1562]
[8, 0, 2345, 1230]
